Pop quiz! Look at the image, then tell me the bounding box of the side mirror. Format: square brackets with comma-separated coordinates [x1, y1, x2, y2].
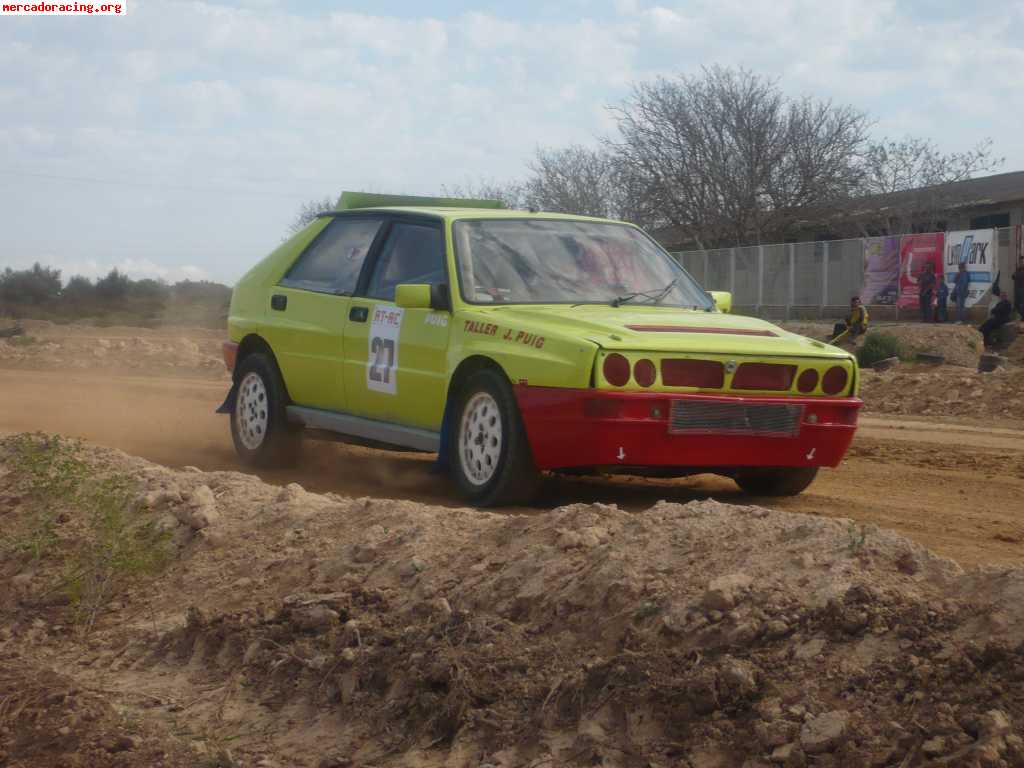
[709, 291, 732, 314]
[396, 283, 450, 311]
[396, 284, 431, 309]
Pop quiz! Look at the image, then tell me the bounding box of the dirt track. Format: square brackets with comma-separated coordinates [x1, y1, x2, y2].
[2, 366, 1022, 568]
[5, 325, 1024, 767]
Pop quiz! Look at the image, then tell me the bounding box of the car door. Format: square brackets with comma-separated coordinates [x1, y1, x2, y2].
[262, 215, 384, 412]
[343, 218, 452, 430]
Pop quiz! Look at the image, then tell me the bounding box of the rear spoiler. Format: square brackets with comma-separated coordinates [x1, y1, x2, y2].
[334, 191, 504, 211]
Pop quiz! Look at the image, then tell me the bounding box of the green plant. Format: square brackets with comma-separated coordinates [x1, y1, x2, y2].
[8, 335, 36, 347]
[5, 433, 89, 558]
[846, 522, 867, 555]
[64, 476, 171, 632]
[3, 434, 171, 633]
[856, 331, 909, 368]
[634, 600, 661, 620]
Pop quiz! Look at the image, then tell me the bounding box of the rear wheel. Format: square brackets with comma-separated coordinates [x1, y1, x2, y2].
[230, 353, 301, 467]
[734, 467, 818, 496]
[449, 368, 541, 507]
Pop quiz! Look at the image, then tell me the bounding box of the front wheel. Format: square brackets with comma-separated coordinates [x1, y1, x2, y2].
[734, 467, 818, 497]
[449, 369, 541, 507]
[230, 353, 301, 468]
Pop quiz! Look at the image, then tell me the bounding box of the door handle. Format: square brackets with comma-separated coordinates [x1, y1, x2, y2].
[349, 305, 368, 322]
[271, 294, 287, 311]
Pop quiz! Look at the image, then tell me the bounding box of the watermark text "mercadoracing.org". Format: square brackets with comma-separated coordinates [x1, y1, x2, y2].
[2, 2, 125, 14]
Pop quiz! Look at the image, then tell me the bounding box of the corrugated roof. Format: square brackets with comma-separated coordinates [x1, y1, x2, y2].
[844, 170, 1024, 216]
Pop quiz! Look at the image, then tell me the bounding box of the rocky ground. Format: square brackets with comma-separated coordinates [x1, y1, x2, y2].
[782, 321, 991, 369]
[782, 321, 1024, 423]
[2, 435, 1024, 767]
[1, 318, 1024, 766]
[859, 364, 1024, 421]
[0, 319, 226, 378]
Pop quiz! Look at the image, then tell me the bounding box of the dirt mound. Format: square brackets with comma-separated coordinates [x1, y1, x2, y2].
[860, 364, 1024, 420]
[1006, 331, 1024, 365]
[784, 322, 985, 368]
[0, 329, 226, 377]
[3, 435, 1024, 767]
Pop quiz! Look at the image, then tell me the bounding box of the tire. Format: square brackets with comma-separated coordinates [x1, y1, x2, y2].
[230, 352, 301, 468]
[734, 467, 818, 497]
[448, 368, 541, 507]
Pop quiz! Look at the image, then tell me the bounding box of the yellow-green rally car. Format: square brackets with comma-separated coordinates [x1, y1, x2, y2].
[219, 192, 861, 506]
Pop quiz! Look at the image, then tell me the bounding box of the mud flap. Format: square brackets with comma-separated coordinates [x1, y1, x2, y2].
[432, 398, 451, 473]
[215, 381, 239, 414]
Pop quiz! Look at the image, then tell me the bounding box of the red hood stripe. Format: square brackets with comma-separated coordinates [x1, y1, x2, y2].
[625, 325, 778, 337]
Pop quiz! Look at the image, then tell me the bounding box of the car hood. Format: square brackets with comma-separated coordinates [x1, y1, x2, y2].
[475, 304, 850, 359]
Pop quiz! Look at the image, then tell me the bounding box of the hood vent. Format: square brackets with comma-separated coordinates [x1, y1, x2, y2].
[625, 325, 777, 337]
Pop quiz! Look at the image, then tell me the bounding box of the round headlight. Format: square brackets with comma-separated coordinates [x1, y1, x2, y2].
[634, 359, 656, 387]
[603, 353, 630, 387]
[822, 366, 848, 395]
[797, 369, 819, 393]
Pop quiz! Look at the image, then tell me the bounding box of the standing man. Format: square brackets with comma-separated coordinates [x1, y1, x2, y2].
[953, 261, 971, 324]
[935, 277, 949, 323]
[1013, 261, 1024, 320]
[919, 262, 936, 323]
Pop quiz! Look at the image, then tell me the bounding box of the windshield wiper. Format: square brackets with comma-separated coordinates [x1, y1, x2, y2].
[611, 279, 678, 308]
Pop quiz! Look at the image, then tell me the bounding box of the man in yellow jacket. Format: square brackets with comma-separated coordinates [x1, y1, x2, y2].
[831, 296, 869, 344]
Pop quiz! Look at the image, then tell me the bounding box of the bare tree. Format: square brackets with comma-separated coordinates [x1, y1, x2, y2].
[608, 66, 871, 247]
[288, 195, 336, 235]
[860, 136, 1002, 195]
[840, 137, 1005, 235]
[523, 145, 622, 218]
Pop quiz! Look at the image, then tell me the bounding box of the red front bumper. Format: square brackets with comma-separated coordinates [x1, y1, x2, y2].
[514, 386, 861, 471]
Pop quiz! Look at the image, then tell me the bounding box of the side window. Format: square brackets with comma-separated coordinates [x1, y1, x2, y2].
[280, 218, 382, 294]
[365, 222, 446, 301]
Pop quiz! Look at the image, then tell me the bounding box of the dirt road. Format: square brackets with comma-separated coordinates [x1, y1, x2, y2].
[2, 367, 1022, 567]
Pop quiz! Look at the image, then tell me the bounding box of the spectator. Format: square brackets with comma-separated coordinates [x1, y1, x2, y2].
[1013, 262, 1024, 320]
[935, 277, 949, 323]
[979, 286, 1013, 348]
[919, 262, 936, 323]
[831, 296, 869, 343]
[953, 262, 970, 323]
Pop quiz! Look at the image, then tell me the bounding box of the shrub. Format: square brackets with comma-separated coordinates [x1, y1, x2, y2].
[856, 331, 908, 367]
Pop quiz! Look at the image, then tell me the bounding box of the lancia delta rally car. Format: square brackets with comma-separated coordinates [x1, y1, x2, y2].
[219, 192, 861, 506]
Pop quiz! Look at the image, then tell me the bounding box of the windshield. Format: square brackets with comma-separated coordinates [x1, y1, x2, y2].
[453, 218, 713, 309]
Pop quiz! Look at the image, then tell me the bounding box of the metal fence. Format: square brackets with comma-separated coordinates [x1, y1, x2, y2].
[672, 227, 1019, 321]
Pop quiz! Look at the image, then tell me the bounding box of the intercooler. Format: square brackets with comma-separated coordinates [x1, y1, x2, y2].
[668, 400, 803, 437]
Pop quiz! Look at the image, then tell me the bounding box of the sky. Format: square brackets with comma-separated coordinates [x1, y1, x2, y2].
[2, 0, 1024, 285]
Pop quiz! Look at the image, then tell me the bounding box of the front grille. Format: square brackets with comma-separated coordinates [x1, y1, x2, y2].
[669, 400, 803, 436]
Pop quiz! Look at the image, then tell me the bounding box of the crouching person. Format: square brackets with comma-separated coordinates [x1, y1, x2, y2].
[832, 296, 869, 344]
[979, 287, 1013, 348]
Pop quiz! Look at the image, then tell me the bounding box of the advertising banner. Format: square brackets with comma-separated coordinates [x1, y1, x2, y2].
[898, 233, 945, 310]
[861, 236, 899, 305]
[943, 229, 995, 308]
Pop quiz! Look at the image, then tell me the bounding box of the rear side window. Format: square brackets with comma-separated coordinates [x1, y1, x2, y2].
[365, 222, 446, 301]
[280, 218, 382, 294]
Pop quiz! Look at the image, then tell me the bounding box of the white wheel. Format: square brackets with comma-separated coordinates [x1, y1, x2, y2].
[459, 391, 503, 486]
[236, 371, 269, 450]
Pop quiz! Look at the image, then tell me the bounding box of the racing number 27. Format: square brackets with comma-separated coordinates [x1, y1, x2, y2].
[369, 336, 395, 384]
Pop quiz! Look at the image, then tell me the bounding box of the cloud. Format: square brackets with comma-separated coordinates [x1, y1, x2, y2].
[0, 0, 1021, 283]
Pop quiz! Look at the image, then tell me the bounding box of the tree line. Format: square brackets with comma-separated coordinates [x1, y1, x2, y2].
[0, 264, 230, 327]
[293, 66, 1002, 249]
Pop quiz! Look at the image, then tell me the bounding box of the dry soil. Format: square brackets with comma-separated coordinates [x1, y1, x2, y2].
[1, 320, 1024, 767]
